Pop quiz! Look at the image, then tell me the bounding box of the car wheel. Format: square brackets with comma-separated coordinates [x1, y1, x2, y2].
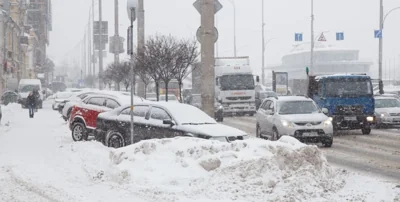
[272, 128, 279, 141]
[323, 138, 333, 147]
[106, 131, 125, 148]
[71, 122, 88, 141]
[361, 127, 371, 135]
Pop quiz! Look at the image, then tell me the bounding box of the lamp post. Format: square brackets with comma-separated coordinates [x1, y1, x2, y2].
[127, 0, 137, 145]
[378, 0, 400, 94]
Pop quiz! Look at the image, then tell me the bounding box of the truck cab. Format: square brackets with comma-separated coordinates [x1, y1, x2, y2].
[214, 57, 257, 116]
[308, 74, 375, 134]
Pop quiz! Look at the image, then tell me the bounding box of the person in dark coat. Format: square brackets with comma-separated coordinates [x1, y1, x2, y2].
[32, 89, 40, 109]
[26, 92, 36, 118]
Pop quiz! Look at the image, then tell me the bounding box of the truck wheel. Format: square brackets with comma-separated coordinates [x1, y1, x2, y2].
[361, 128, 371, 135]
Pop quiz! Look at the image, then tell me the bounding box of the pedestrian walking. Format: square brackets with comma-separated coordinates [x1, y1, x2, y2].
[27, 92, 36, 118]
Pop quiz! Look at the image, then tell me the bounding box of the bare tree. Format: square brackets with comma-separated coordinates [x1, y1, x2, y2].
[98, 69, 113, 90]
[173, 38, 199, 101]
[106, 61, 133, 91]
[134, 61, 152, 98]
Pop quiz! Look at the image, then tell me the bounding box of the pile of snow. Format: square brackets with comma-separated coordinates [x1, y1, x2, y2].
[103, 137, 345, 202]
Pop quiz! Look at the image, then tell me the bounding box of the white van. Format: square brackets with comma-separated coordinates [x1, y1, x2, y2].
[18, 79, 44, 108]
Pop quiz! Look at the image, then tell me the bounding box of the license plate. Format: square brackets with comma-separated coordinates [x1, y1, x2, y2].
[344, 116, 357, 121]
[303, 132, 318, 137]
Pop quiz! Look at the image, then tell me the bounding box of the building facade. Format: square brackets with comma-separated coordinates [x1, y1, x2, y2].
[0, 0, 52, 93]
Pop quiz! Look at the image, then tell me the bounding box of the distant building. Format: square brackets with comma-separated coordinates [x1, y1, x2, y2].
[267, 42, 373, 94]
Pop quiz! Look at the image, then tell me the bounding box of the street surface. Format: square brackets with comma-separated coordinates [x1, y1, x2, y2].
[223, 116, 400, 182]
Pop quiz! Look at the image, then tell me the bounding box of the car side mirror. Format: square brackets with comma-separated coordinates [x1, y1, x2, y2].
[321, 108, 329, 114]
[265, 110, 274, 115]
[163, 119, 175, 126]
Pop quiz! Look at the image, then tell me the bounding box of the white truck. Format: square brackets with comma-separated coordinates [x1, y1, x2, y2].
[215, 56, 258, 116]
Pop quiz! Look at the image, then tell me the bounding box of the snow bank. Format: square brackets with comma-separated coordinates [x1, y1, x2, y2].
[106, 136, 345, 202]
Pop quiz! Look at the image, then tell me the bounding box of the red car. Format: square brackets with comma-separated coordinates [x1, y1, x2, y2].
[69, 94, 143, 141]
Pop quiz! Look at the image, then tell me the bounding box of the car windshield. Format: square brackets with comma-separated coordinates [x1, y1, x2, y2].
[56, 93, 73, 99]
[375, 99, 400, 108]
[219, 74, 255, 90]
[172, 104, 216, 125]
[278, 101, 320, 115]
[325, 78, 373, 97]
[20, 85, 40, 93]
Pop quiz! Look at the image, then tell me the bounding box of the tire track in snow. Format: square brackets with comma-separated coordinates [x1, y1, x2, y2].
[0, 166, 77, 202]
[224, 117, 400, 181]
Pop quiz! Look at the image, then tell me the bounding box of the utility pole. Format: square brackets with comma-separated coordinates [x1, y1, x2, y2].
[137, 0, 145, 97]
[98, 0, 103, 90]
[378, 0, 384, 94]
[88, 13, 92, 76]
[310, 0, 314, 74]
[228, 0, 237, 57]
[92, 0, 95, 77]
[200, 0, 215, 117]
[215, 15, 218, 57]
[261, 0, 265, 85]
[114, 0, 119, 64]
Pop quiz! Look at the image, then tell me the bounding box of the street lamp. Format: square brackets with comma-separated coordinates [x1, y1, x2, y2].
[228, 0, 237, 57]
[378, 0, 400, 94]
[127, 0, 137, 145]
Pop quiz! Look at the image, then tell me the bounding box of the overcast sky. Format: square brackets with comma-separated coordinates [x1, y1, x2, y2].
[47, 0, 400, 79]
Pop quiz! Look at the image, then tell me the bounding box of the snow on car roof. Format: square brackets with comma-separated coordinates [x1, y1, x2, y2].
[375, 96, 399, 100]
[315, 74, 370, 80]
[275, 96, 312, 102]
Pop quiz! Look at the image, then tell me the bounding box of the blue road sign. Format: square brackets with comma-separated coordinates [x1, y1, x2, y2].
[374, 30, 382, 38]
[295, 33, 303, 41]
[336, 32, 344, 41]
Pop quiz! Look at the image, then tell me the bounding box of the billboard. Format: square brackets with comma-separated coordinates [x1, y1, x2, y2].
[273, 71, 288, 95]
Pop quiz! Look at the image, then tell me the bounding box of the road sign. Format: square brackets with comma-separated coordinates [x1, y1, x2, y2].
[109, 36, 125, 54]
[196, 26, 218, 44]
[374, 30, 382, 38]
[318, 33, 326, 41]
[295, 33, 303, 41]
[193, 0, 223, 14]
[93, 35, 109, 44]
[93, 21, 108, 35]
[336, 32, 344, 41]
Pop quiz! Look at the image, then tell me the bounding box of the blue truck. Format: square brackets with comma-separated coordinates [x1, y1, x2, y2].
[307, 74, 375, 134]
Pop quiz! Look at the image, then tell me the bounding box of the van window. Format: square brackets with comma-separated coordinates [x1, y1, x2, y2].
[19, 85, 40, 93]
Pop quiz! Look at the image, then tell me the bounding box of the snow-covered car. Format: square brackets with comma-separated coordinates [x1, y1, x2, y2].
[61, 91, 121, 121]
[256, 96, 333, 147]
[95, 102, 248, 148]
[1, 91, 20, 105]
[374, 96, 400, 128]
[52, 92, 75, 110]
[69, 94, 144, 141]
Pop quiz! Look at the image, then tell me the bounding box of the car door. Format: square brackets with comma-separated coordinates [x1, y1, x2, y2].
[84, 97, 106, 128]
[117, 105, 151, 144]
[258, 100, 273, 134]
[146, 106, 177, 140]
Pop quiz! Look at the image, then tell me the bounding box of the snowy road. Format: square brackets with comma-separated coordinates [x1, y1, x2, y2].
[223, 116, 400, 182]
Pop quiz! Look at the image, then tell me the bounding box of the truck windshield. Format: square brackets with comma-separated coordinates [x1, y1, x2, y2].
[20, 85, 40, 93]
[325, 78, 372, 97]
[279, 101, 320, 115]
[220, 75, 254, 90]
[375, 99, 400, 108]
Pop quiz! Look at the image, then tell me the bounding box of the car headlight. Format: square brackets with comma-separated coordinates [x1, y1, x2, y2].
[366, 116, 374, 122]
[380, 112, 389, 117]
[281, 120, 294, 128]
[323, 118, 332, 127]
